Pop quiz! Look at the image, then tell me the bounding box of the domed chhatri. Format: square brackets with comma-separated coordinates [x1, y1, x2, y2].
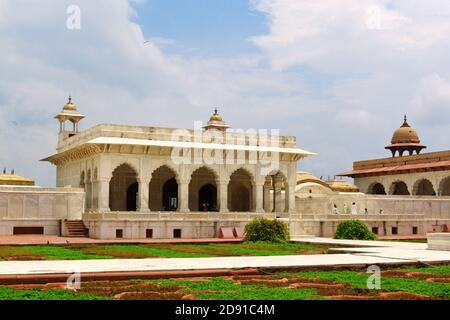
[391, 115, 420, 144]
[54, 96, 85, 133]
[385, 115, 426, 157]
[209, 108, 223, 122]
[203, 108, 230, 132]
[62, 96, 78, 112]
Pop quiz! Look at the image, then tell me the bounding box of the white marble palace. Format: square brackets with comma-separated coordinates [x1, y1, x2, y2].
[42, 97, 316, 239]
[1, 97, 449, 239]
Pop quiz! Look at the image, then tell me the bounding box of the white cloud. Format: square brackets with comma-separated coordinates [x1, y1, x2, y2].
[1, 0, 450, 186]
[251, 0, 450, 72]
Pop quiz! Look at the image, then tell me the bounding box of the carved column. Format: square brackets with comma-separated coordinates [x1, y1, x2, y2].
[285, 183, 296, 214]
[218, 180, 229, 213]
[263, 179, 272, 212]
[97, 179, 110, 213]
[138, 178, 150, 212]
[273, 177, 283, 213]
[254, 182, 264, 213]
[178, 179, 190, 212]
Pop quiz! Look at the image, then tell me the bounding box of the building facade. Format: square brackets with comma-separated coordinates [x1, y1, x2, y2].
[0, 171, 84, 236]
[338, 116, 450, 197]
[43, 98, 316, 239]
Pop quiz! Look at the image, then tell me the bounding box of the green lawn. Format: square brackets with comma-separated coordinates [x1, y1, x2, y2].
[1, 264, 449, 300]
[0, 242, 330, 261]
[293, 271, 450, 297]
[403, 265, 450, 274]
[143, 278, 320, 300]
[0, 287, 106, 300]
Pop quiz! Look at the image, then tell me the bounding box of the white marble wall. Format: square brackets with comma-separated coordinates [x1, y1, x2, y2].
[0, 186, 85, 235]
[84, 212, 276, 239]
[355, 171, 450, 196]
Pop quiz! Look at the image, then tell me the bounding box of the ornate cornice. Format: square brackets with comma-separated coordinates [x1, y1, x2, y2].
[42, 144, 103, 166]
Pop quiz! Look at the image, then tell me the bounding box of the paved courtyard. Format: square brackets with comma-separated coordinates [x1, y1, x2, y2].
[0, 238, 448, 278]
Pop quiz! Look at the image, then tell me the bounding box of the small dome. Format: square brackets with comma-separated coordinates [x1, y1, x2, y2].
[325, 179, 359, 193]
[62, 96, 77, 112]
[209, 108, 223, 122]
[296, 171, 322, 184]
[391, 115, 420, 144]
[296, 171, 333, 190]
[203, 108, 230, 131]
[0, 173, 35, 186]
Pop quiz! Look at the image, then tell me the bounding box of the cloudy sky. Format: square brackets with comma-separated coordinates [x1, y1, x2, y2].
[1, 0, 450, 186]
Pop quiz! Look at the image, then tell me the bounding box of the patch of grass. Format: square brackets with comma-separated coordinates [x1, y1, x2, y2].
[198, 287, 321, 300]
[0, 246, 45, 261]
[115, 245, 213, 258]
[163, 242, 329, 257]
[78, 245, 154, 259]
[295, 271, 450, 297]
[143, 277, 322, 300]
[0, 287, 107, 300]
[0, 242, 329, 261]
[403, 265, 450, 275]
[22, 246, 111, 260]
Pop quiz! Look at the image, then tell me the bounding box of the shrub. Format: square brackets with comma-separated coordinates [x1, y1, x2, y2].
[334, 220, 377, 240]
[244, 218, 290, 243]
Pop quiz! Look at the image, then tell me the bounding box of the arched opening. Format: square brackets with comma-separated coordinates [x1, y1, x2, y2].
[149, 166, 178, 211]
[439, 177, 450, 196]
[198, 184, 217, 211]
[413, 179, 436, 196]
[367, 183, 386, 195]
[163, 178, 178, 211]
[390, 181, 410, 195]
[264, 171, 288, 213]
[109, 163, 138, 211]
[228, 169, 253, 212]
[189, 167, 218, 211]
[126, 182, 139, 211]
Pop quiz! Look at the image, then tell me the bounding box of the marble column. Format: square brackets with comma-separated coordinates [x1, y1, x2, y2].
[85, 182, 93, 211]
[178, 180, 190, 212]
[254, 182, 264, 213]
[97, 179, 110, 213]
[138, 178, 150, 212]
[218, 180, 229, 213]
[263, 180, 272, 212]
[284, 183, 296, 214]
[273, 178, 283, 213]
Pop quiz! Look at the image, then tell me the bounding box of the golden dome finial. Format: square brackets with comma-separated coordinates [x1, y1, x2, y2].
[63, 95, 77, 111]
[209, 107, 223, 122]
[402, 114, 409, 127]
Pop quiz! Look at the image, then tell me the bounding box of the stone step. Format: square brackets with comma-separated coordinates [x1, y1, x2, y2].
[63, 220, 88, 238]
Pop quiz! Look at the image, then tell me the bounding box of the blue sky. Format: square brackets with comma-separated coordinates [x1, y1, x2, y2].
[1, 0, 450, 186]
[131, 0, 267, 56]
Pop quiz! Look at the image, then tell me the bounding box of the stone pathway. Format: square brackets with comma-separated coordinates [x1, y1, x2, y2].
[0, 238, 448, 277]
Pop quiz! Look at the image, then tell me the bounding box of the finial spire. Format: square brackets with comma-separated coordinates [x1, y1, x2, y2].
[402, 114, 409, 127]
[214, 107, 218, 115]
[68, 95, 72, 103]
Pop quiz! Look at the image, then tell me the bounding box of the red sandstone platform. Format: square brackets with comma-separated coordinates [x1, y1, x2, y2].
[0, 235, 243, 246]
